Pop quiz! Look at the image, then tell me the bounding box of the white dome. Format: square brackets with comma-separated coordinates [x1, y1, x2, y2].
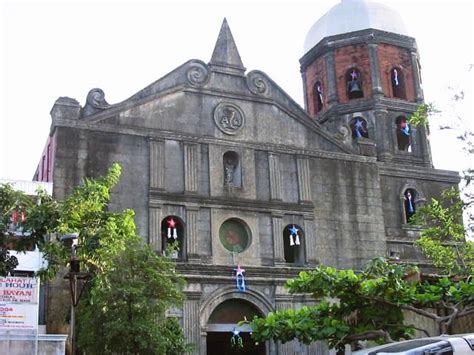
[304, 0, 409, 53]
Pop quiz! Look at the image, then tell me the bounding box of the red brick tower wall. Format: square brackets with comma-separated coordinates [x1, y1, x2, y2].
[304, 56, 327, 117]
[334, 43, 372, 104]
[378, 43, 416, 101]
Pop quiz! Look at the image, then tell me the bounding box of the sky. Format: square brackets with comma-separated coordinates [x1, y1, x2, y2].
[0, 0, 473, 181]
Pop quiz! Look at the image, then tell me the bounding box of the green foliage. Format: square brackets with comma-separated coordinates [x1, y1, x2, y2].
[0, 182, 60, 276]
[411, 187, 473, 276]
[407, 103, 439, 129]
[248, 258, 474, 351]
[77, 243, 189, 354]
[0, 164, 189, 353]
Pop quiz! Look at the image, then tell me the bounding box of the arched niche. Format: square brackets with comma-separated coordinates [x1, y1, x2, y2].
[283, 224, 305, 265]
[223, 150, 242, 187]
[314, 81, 324, 113]
[161, 215, 185, 259]
[346, 68, 364, 99]
[395, 116, 411, 151]
[390, 67, 407, 100]
[350, 117, 369, 139]
[399, 184, 425, 224]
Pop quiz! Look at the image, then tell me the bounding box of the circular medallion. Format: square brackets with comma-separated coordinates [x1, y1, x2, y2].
[213, 103, 245, 135]
[219, 218, 251, 253]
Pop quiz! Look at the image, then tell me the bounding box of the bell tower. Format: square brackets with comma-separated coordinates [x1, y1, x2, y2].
[300, 0, 431, 167]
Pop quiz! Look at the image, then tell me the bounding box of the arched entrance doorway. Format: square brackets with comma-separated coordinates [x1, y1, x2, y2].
[206, 299, 266, 355]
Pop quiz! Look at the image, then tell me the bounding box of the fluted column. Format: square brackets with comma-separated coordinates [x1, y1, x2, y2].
[149, 139, 165, 189]
[304, 217, 316, 264]
[184, 143, 199, 193]
[149, 207, 162, 252]
[183, 299, 201, 353]
[368, 42, 383, 97]
[296, 156, 312, 203]
[186, 206, 200, 260]
[324, 50, 338, 105]
[272, 214, 284, 263]
[268, 153, 282, 201]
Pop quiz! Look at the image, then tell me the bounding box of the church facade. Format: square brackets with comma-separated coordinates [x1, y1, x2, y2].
[36, 1, 459, 354]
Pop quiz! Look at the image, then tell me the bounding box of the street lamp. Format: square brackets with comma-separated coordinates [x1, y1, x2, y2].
[61, 233, 89, 355]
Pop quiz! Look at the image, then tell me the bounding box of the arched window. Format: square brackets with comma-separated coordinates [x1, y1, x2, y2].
[314, 81, 324, 113]
[391, 67, 406, 99]
[161, 215, 184, 259]
[283, 224, 305, 264]
[403, 189, 417, 223]
[223, 151, 241, 187]
[346, 68, 364, 99]
[350, 117, 369, 139]
[395, 116, 411, 151]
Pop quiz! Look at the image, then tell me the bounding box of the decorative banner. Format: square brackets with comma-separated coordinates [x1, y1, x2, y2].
[230, 328, 243, 349]
[234, 265, 246, 292]
[288, 225, 301, 246]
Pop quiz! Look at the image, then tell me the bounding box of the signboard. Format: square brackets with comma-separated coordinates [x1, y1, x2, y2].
[0, 277, 39, 331]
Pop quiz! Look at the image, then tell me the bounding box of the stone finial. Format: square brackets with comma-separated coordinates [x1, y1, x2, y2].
[209, 18, 246, 75]
[50, 97, 81, 121]
[82, 88, 111, 117]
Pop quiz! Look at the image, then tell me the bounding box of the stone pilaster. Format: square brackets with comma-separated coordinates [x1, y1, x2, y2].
[184, 143, 199, 193]
[368, 43, 383, 97]
[268, 153, 282, 201]
[296, 156, 312, 203]
[304, 217, 316, 264]
[149, 139, 165, 189]
[275, 301, 294, 355]
[374, 109, 392, 161]
[324, 50, 338, 105]
[149, 207, 162, 252]
[183, 299, 201, 353]
[186, 206, 200, 260]
[272, 214, 284, 263]
[410, 51, 424, 103]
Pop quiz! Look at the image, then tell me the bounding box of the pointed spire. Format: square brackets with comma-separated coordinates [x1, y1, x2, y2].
[209, 18, 246, 75]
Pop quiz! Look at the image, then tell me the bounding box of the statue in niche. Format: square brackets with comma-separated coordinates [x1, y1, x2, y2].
[224, 159, 236, 186]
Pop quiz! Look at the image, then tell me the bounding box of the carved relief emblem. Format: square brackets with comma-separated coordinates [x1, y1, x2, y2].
[246, 70, 269, 96]
[185, 60, 210, 87]
[213, 103, 245, 135]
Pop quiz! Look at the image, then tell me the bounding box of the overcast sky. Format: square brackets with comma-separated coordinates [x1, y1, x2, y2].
[0, 0, 473, 181]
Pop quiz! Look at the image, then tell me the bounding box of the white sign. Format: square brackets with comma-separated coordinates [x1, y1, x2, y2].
[0, 277, 39, 331]
[0, 277, 38, 303]
[0, 303, 39, 330]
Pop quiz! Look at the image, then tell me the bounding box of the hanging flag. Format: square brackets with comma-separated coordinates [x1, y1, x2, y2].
[393, 69, 399, 86]
[234, 265, 246, 292]
[167, 218, 178, 240]
[230, 328, 243, 349]
[354, 119, 366, 138]
[289, 225, 301, 246]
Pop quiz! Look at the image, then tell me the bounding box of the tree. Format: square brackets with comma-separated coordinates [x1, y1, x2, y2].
[0, 164, 190, 353]
[411, 187, 473, 276]
[77, 243, 189, 354]
[0, 182, 59, 276]
[247, 258, 474, 352]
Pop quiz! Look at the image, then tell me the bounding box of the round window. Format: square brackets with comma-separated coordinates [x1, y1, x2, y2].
[219, 219, 251, 253]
